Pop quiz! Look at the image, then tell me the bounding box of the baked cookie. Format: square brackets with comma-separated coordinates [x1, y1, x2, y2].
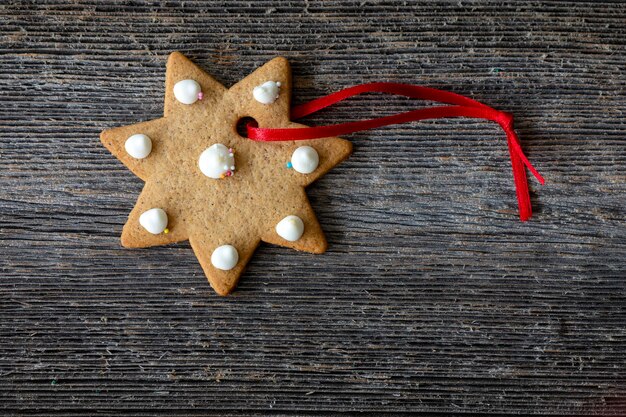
[101, 52, 352, 295]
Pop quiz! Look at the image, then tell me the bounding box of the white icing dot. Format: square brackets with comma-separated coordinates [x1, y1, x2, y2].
[211, 245, 239, 270]
[253, 81, 280, 104]
[275, 215, 305, 242]
[139, 208, 168, 234]
[198, 144, 236, 179]
[125, 134, 152, 159]
[290, 146, 319, 174]
[173, 79, 202, 104]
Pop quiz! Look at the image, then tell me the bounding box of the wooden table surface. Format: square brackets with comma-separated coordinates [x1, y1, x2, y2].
[1, 1, 625, 415]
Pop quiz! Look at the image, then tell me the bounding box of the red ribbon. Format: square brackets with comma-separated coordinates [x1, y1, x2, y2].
[247, 82, 545, 221]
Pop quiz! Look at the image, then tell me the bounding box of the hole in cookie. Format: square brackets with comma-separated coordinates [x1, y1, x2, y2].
[236, 116, 258, 139]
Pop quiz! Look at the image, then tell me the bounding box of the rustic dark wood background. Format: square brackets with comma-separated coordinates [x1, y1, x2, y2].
[1, 1, 625, 415]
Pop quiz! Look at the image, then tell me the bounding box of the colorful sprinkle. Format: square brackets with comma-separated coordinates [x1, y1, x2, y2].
[163, 228, 169, 234]
[197, 92, 204, 100]
[286, 162, 293, 169]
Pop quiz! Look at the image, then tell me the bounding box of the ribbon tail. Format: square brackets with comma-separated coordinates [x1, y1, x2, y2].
[506, 133, 533, 221]
[506, 132, 545, 185]
[495, 113, 544, 221]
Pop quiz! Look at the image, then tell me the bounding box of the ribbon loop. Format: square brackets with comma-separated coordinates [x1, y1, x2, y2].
[247, 83, 544, 221]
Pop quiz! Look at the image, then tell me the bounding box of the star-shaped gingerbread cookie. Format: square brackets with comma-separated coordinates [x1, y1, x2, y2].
[101, 52, 352, 295]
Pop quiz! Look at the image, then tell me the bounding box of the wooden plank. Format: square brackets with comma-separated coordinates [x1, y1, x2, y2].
[0, 1, 625, 415]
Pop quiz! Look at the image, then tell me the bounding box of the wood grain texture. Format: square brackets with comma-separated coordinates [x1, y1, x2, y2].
[0, 1, 625, 415]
